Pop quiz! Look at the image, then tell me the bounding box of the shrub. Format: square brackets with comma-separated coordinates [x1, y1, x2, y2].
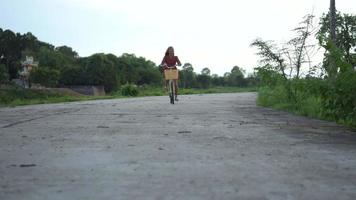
[321, 71, 356, 126]
[121, 83, 139, 96]
[257, 86, 290, 109]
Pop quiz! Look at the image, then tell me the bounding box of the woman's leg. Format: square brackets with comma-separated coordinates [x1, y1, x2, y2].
[162, 73, 167, 90]
[174, 80, 179, 99]
[165, 80, 169, 91]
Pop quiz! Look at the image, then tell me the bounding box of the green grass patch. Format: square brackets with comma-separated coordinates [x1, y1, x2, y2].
[180, 87, 257, 95]
[257, 86, 355, 129]
[257, 86, 323, 118]
[113, 86, 257, 97]
[0, 88, 113, 107]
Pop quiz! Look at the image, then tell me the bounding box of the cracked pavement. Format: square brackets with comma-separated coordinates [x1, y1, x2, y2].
[0, 93, 356, 200]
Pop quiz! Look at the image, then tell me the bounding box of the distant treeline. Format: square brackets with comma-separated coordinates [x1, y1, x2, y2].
[0, 28, 257, 92]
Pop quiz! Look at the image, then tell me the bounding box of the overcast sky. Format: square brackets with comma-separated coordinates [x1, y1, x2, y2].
[1, 0, 355, 75]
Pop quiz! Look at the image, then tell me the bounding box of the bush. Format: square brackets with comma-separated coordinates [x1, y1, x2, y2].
[257, 86, 291, 109]
[255, 65, 285, 88]
[258, 78, 322, 111]
[121, 83, 139, 96]
[257, 74, 356, 128]
[321, 71, 356, 126]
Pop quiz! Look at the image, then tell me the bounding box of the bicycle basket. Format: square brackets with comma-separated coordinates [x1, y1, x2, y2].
[164, 69, 178, 80]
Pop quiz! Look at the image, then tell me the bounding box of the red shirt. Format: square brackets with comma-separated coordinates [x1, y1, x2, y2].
[161, 56, 181, 68]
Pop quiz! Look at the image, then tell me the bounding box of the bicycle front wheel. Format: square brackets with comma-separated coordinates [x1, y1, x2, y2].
[170, 80, 174, 104]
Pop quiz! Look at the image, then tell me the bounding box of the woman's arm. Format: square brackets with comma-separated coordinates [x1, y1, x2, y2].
[161, 56, 166, 66]
[176, 56, 182, 66]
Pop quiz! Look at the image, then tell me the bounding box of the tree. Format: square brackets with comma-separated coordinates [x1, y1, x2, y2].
[211, 74, 224, 86]
[245, 73, 259, 87]
[229, 66, 247, 87]
[201, 67, 211, 76]
[0, 30, 42, 80]
[250, 39, 287, 80]
[137, 62, 162, 85]
[59, 65, 87, 86]
[231, 66, 245, 76]
[0, 64, 9, 83]
[286, 14, 316, 78]
[19, 32, 39, 61]
[116, 53, 162, 85]
[254, 64, 284, 87]
[86, 54, 119, 92]
[251, 14, 318, 101]
[55, 46, 78, 59]
[180, 63, 196, 88]
[223, 72, 231, 86]
[117, 53, 139, 84]
[197, 68, 211, 88]
[38, 46, 69, 69]
[0, 30, 22, 80]
[251, 14, 317, 80]
[318, 12, 356, 68]
[30, 67, 60, 87]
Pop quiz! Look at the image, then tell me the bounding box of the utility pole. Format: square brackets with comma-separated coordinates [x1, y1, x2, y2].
[330, 0, 336, 43]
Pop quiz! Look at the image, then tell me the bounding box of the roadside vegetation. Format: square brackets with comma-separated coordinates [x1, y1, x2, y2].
[251, 6, 356, 128]
[0, 84, 256, 107]
[0, 85, 107, 107]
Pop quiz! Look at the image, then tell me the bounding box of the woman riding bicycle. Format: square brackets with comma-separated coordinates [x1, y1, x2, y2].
[161, 46, 181, 101]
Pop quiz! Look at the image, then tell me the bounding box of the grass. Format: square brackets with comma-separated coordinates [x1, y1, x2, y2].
[257, 86, 356, 129]
[0, 86, 257, 107]
[134, 86, 257, 97]
[257, 86, 323, 118]
[0, 87, 113, 107]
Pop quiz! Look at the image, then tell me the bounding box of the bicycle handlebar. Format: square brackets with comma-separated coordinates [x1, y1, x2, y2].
[160, 64, 179, 70]
[165, 66, 177, 69]
[159, 63, 181, 67]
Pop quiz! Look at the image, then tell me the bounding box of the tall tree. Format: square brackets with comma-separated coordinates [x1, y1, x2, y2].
[0, 30, 22, 79]
[201, 67, 211, 76]
[229, 66, 247, 87]
[86, 54, 118, 92]
[250, 39, 287, 80]
[197, 68, 211, 88]
[286, 14, 316, 79]
[180, 63, 196, 88]
[318, 11, 356, 74]
[252, 14, 317, 80]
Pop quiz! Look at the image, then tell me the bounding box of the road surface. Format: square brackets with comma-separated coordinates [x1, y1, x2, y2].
[1, 93, 356, 200]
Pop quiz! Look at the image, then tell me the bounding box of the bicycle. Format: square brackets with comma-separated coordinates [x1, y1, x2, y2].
[162, 65, 179, 104]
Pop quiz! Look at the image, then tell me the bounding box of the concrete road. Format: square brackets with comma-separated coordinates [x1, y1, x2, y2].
[1, 93, 356, 200]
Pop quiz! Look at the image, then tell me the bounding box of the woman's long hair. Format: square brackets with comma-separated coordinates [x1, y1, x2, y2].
[165, 46, 174, 56]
